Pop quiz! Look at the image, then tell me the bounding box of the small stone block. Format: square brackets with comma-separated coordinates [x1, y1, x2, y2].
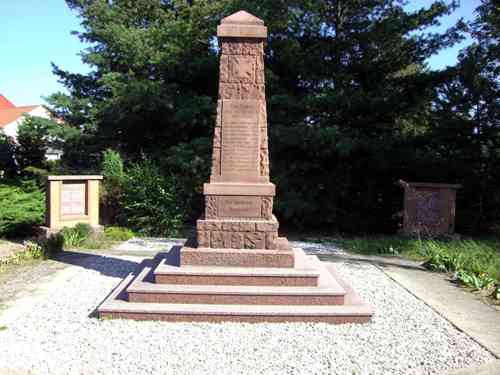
[211, 231, 224, 248]
[222, 222, 240, 231]
[205, 221, 223, 231]
[222, 232, 232, 248]
[256, 222, 278, 232]
[244, 232, 265, 249]
[277, 237, 291, 251]
[265, 231, 278, 250]
[197, 230, 210, 248]
[239, 222, 256, 232]
[231, 232, 244, 248]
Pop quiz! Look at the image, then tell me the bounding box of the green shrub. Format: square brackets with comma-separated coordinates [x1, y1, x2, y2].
[0, 180, 44, 237]
[60, 224, 92, 248]
[0, 131, 17, 178]
[44, 233, 64, 255]
[121, 160, 186, 236]
[104, 226, 134, 241]
[101, 149, 126, 224]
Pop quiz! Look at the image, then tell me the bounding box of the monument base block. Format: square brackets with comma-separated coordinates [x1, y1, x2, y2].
[97, 247, 374, 324]
[181, 245, 295, 268]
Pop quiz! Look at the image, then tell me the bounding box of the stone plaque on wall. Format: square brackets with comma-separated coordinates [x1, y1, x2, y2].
[60, 182, 87, 216]
[221, 100, 260, 181]
[218, 196, 261, 218]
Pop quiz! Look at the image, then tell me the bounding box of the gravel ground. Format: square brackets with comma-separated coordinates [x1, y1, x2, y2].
[0, 251, 495, 375]
[290, 240, 345, 255]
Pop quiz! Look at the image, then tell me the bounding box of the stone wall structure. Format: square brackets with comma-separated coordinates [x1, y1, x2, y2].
[44, 175, 103, 232]
[399, 181, 461, 236]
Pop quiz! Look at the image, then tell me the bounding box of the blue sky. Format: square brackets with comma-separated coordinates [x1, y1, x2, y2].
[1, 0, 481, 106]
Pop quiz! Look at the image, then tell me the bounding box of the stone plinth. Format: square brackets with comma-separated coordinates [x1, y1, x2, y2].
[399, 181, 461, 236]
[43, 175, 103, 233]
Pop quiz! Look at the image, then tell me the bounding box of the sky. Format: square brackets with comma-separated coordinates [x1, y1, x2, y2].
[1, 0, 482, 107]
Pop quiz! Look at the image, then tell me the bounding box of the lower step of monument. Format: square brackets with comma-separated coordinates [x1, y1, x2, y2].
[128, 255, 343, 305]
[155, 247, 319, 286]
[181, 244, 294, 268]
[97, 248, 374, 324]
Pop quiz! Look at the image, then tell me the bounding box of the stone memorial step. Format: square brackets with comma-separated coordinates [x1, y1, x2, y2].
[180, 245, 295, 268]
[127, 253, 345, 305]
[98, 254, 373, 323]
[155, 248, 319, 286]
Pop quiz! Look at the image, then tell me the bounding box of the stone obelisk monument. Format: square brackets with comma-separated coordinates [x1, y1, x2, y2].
[98, 11, 373, 324]
[181, 10, 293, 267]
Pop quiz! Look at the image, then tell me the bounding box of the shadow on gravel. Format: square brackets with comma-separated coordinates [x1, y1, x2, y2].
[55, 246, 182, 279]
[88, 247, 181, 318]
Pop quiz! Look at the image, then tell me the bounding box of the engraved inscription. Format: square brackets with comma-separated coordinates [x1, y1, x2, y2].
[221, 100, 260, 177]
[218, 196, 261, 217]
[61, 182, 86, 216]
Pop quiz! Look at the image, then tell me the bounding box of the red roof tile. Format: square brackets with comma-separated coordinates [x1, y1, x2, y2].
[0, 94, 15, 110]
[0, 106, 39, 128]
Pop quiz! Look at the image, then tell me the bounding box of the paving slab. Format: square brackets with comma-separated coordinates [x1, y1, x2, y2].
[447, 359, 500, 375]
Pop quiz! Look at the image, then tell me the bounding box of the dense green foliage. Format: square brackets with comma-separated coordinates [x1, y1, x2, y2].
[0, 132, 16, 178]
[100, 150, 187, 235]
[101, 149, 126, 224]
[0, 181, 44, 238]
[15, 116, 78, 172]
[120, 160, 187, 236]
[104, 226, 135, 241]
[60, 223, 93, 248]
[45, 0, 499, 234]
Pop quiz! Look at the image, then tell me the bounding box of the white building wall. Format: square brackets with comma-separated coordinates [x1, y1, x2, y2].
[2, 106, 51, 141]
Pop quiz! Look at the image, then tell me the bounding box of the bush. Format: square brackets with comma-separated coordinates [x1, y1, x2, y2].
[0, 131, 17, 178]
[60, 223, 92, 248]
[121, 160, 186, 236]
[43, 233, 64, 255]
[101, 149, 126, 224]
[0, 180, 44, 237]
[104, 226, 134, 241]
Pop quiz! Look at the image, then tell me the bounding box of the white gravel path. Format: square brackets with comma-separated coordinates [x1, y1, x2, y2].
[0, 252, 495, 375]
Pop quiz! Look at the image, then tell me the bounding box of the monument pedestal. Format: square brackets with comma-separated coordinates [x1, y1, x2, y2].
[97, 10, 372, 324]
[98, 247, 373, 323]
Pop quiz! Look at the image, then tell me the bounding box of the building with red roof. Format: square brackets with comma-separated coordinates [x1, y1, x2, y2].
[0, 94, 61, 160]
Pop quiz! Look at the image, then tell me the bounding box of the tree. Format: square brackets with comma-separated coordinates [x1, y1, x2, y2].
[48, 0, 467, 232]
[425, 0, 500, 232]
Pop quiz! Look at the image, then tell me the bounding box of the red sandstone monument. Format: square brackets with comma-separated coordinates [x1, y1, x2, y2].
[399, 181, 461, 236]
[99, 11, 373, 323]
